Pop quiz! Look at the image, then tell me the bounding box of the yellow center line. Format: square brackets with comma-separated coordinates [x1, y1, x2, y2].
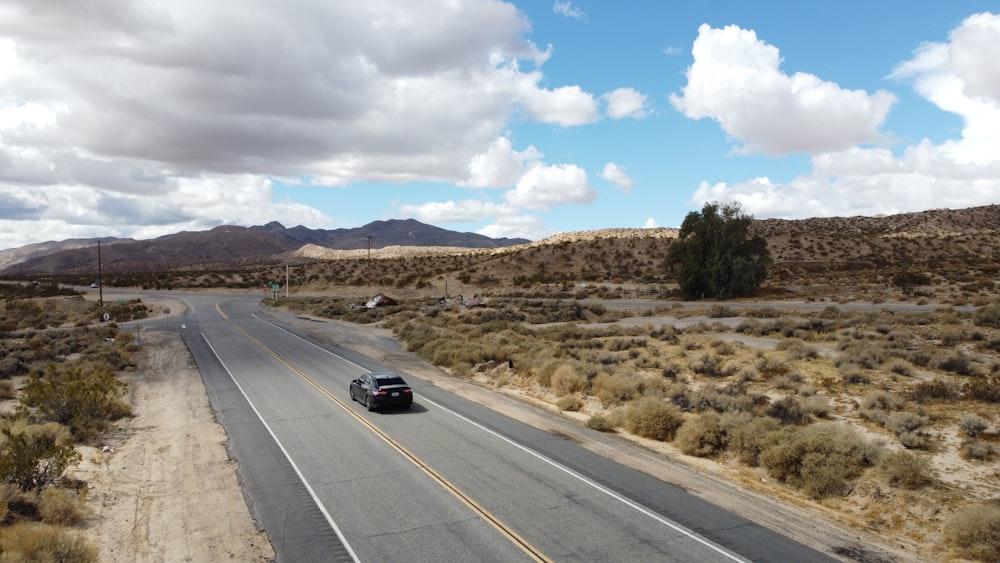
[234, 325, 552, 563]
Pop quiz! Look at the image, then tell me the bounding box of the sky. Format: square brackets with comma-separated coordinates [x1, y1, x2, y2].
[1, 1, 999, 250]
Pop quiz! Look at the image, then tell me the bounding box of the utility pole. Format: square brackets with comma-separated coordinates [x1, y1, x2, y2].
[97, 240, 103, 308]
[365, 235, 373, 288]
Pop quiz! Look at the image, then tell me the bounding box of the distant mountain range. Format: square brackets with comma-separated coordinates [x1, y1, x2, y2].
[0, 219, 530, 275]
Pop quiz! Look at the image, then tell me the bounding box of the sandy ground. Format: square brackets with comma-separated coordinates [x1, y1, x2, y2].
[72, 296, 910, 562]
[72, 299, 274, 562]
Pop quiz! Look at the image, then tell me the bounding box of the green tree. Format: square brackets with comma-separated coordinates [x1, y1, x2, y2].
[666, 201, 771, 299]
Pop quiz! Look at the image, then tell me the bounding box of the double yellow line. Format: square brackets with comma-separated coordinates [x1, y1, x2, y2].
[235, 324, 551, 563]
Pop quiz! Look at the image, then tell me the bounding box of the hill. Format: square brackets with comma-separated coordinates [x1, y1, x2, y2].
[0, 219, 530, 276]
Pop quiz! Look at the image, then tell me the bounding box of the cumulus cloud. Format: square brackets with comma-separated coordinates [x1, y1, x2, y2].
[683, 14, 1000, 221]
[604, 88, 648, 119]
[671, 24, 896, 155]
[479, 214, 552, 241]
[464, 137, 542, 188]
[398, 199, 516, 223]
[0, 0, 611, 247]
[599, 162, 633, 193]
[505, 163, 596, 210]
[643, 217, 660, 228]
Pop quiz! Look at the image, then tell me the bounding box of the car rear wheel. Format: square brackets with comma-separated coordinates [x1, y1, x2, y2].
[365, 395, 375, 412]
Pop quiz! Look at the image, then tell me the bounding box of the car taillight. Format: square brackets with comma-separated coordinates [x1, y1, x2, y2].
[402, 389, 412, 394]
[376, 390, 389, 396]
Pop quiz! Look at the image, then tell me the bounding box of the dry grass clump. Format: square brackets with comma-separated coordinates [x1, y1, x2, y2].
[877, 450, 934, 489]
[674, 412, 725, 457]
[758, 423, 881, 499]
[0, 522, 98, 562]
[944, 503, 1000, 561]
[38, 486, 91, 526]
[623, 397, 684, 441]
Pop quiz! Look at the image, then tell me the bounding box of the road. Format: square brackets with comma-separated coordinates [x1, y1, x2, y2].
[135, 291, 836, 562]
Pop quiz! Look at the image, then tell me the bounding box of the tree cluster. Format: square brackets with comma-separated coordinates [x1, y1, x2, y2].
[666, 202, 771, 300]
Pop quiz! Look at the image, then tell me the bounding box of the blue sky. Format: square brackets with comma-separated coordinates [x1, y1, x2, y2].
[0, 1, 998, 249]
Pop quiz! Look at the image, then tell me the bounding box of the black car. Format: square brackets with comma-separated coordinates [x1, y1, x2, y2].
[349, 372, 413, 411]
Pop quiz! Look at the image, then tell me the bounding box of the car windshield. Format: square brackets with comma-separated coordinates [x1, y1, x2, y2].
[375, 376, 406, 386]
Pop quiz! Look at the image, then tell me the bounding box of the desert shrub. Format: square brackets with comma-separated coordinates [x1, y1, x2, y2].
[585, 415, 616, 432]
[683, 383, 761, 415]
[944, 503, 1000, 562]
[803, 395, 831, 418]
[39, 486, 90, 525]
[724, 413, 781, 466]
[907, 379, 959, 402]
[592, 372, 642, 407]
[623, 397, 684, 441]
[755, 356, 790, 379]
[837, 343, 887, 370]
[688, 353, 727, 378]
[18, 364, 131, 440]
[839, 366, 871, 385]
[710, 340, 735, 356]
[0, 522, 98, 562]
[556, 394, 583, 412]
[938, 352, 973, 376]
[0, 422, 81, 491]
[964, 378, 1000, 403]
[861, 390, 905, 411]
[973, 304, 1000, 329]
[878, 450, 933, 489]
[550, 364, 588, 396]
[765, 396, 810, 425]
[759, 423, 879, 499]
[958, 415, 989, 438]
[885, 360, 913, 377]
[675, 412, 725, 457]
[772, 372, 803, 390]
[0, 379, 16, 400]
[776, 339, 818, 360]
[959, 440, 997, 461]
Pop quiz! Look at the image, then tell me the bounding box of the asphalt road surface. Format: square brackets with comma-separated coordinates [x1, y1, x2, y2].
[135, 292, 836, 562]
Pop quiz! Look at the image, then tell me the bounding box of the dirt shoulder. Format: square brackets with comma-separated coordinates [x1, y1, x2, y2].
[72, 297, 274, 562]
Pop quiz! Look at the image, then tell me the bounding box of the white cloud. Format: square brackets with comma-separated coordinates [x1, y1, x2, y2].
[464, 136, 542, 188]
[514, 73, 600, 126]
[0, 0, 614, 247]
[643, 217, 660, 228]
[398, 199, 515, 223]
[553, 1, 586, 21]
[604, 88, 648, 119]
[671, 24, 896, 155]
[479, 214, 553, 241]
[505, 163, 596, 210]
[684, 14, 1000, 221]
[599, 162, 633, 194]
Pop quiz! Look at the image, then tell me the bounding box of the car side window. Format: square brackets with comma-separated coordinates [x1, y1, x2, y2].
[362, 375, 371, 388]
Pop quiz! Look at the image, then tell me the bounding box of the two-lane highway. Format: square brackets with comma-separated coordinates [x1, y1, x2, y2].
[151, 293, 835, 562]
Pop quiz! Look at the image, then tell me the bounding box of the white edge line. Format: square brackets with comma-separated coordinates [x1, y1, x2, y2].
[199, 331, 361, 563]
[257, 315, 747, 562]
